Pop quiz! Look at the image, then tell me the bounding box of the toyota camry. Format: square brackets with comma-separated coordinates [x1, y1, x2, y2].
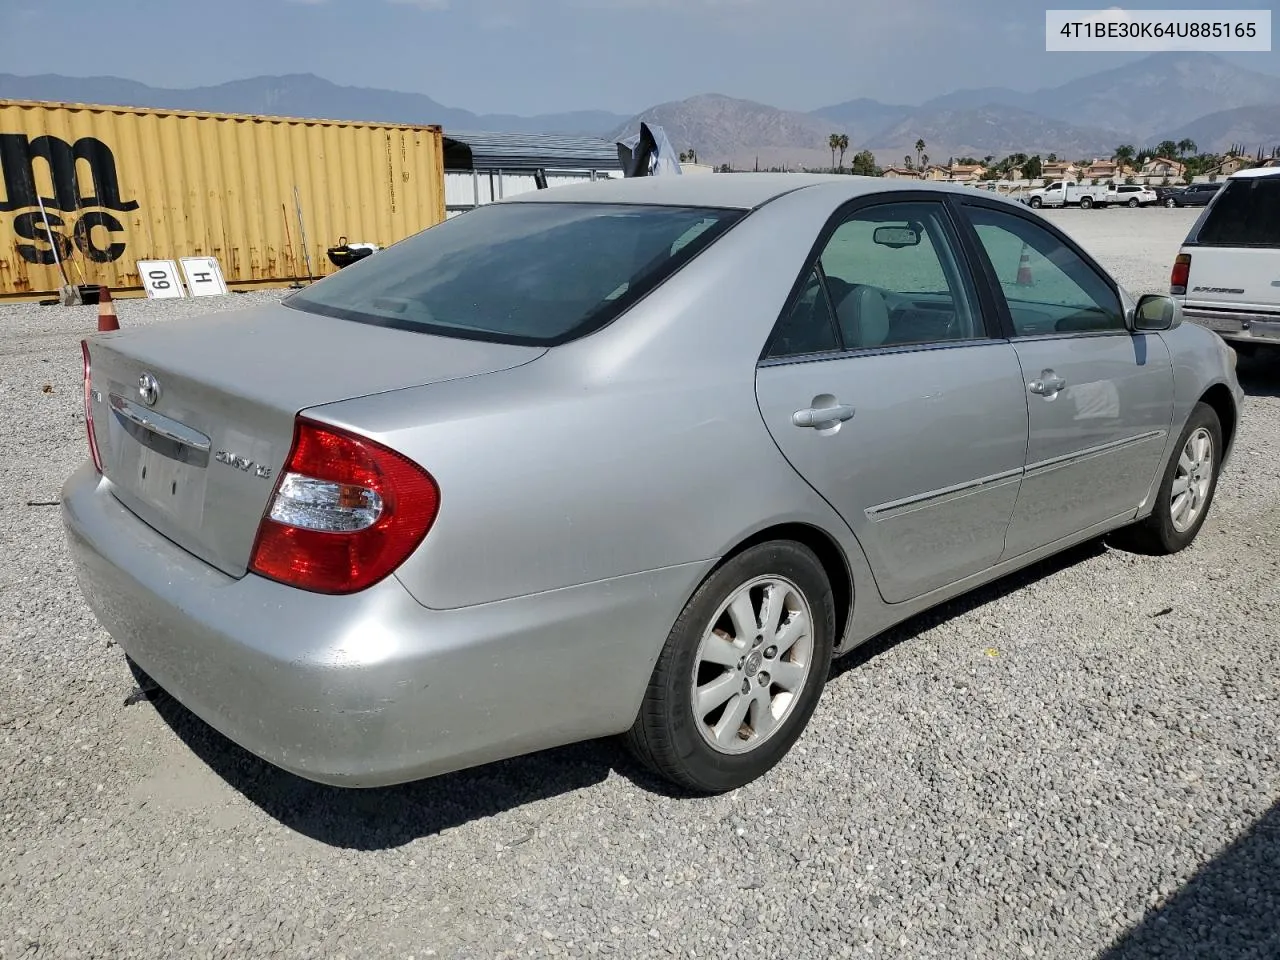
[63, 173, 1243, 794]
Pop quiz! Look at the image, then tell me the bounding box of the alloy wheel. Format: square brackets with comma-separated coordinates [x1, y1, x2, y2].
[1171, 426, 1214, 533]
[690, 576, 815, 755]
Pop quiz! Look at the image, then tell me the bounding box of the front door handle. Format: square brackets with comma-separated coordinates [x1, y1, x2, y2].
[792, 403, 856, 429]
[1028, 371, 1067, 396]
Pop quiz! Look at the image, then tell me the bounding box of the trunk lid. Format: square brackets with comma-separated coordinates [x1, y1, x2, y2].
[1183, 246, 1280, 312]
[85, 301, 544, 577]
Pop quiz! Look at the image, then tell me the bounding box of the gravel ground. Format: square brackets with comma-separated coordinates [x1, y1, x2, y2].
[2, 206, 1278, 960]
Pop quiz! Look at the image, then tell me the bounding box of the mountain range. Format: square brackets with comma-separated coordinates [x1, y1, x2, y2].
[3, 52, 1279, 170]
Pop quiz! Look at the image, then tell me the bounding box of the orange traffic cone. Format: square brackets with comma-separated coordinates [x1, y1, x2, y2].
[1015, 243, 1034, 286]
[97, 286, 119, 332]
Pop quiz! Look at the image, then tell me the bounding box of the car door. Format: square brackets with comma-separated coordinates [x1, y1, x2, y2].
[955, 199, 1175, 559]
[754, 195, 1030, 604]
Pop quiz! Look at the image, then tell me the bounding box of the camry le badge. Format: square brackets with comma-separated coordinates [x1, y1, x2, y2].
[215, 450, 272, 479]
[137, 372, 161, 407]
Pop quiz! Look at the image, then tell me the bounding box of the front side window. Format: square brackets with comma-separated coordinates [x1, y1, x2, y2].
[962, 204, 1124, 336]
[284, 202, 743, 345]
[1197, 177, 1280, 247]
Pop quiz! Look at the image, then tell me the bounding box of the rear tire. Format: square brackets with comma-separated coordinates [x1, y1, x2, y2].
[1128, 197, 1139, 207]
[1080, 196, 1093, 209]
[1115, 402, 1222, 555]
[624, 541, 836, 793]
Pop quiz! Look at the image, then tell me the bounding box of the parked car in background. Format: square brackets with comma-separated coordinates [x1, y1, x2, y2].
[1171, 182, 1223, 206]
[1154, 185, 1186, 206]
[1024, 179, 1119, 208]
[1172, 166, 1280, 357]
[1114, 184, 1158, 206]
[63, 174, 1243, 795]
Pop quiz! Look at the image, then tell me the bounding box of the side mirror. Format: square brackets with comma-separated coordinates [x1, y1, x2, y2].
[1132, 293, 1182, 331]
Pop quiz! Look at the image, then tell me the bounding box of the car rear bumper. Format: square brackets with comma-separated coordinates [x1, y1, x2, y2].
[61, 461, 708, 787]
[1181, 306, 1280, 346]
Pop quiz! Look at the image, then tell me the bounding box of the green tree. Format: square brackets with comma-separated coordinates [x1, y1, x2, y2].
[1156, 140, 1179, 158]
[850, 149, 878, 176]
[1113, 144, 1135, 168]
[915, 138, 926, 169]
[838, 133, 850, 169]
[828, 133, 841, 170]
[1177, 138, 1197, 156]
[1023, 155, 1043, 179]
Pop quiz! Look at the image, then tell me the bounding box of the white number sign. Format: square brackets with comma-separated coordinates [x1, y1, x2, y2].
[136, 259, 185, 299]
[179, 256, 229, 297]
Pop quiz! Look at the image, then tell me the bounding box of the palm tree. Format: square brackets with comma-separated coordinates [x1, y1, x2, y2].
[1156, 140, 1179, 159]
[828, 134, 841, 171]
[1177, 138, 1197, 156]
[915, 138, 926, 169]
[904, 155, 914, 170]
[920, 153, 929, 174]
[838, 134, 849, 169]
[1113, 144, 1135, 166]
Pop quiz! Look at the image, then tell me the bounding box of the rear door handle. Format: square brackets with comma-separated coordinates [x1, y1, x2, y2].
[792, 403, 856, 429]
[1028, 372, 1066, 396]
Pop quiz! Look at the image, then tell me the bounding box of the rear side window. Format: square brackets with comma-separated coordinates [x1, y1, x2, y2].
[284, 202, 743, 345]
[1197, 178, 1280, 247]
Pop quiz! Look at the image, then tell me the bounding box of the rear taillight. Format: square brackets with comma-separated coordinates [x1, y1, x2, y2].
[1170, 253, 1191, 294]
[248, 417, 439, 594]
[81, 339, 103, 473]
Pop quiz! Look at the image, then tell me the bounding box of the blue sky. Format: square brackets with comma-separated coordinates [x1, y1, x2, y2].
[3, 0, 1277, 115]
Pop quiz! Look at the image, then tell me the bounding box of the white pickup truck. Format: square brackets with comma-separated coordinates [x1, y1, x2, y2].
[1024, 180, 1119, 209]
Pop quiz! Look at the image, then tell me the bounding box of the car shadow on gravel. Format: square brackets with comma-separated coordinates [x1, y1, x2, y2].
[829, 538, 1108, 682]
[1097, 797, 1280, 959]
[1236, 354, 1280, 398]
[146, 692, 617, 850]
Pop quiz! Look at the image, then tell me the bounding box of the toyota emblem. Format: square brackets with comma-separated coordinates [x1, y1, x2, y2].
[137, 372, 161, 407]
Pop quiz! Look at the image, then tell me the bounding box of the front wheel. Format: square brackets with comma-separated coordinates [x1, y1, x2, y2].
[1114, 402, 1223, 555]
[1028, 196, 1042, 208]
[1080, 196, 1094, 209]
[1165, 198, 1177, 207]
[1128, 197, 1139, 207]
[624, 541, 836, 793]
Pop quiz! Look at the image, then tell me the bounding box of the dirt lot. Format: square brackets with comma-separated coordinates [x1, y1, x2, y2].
[2, 205, 1278, 960]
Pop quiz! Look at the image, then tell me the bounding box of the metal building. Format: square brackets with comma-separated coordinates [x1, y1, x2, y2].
[442, 130, 623, 218]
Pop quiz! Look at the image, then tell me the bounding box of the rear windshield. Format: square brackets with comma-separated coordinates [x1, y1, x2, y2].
[1197, 177, 1280, 246]
[283, 201, 743, 345]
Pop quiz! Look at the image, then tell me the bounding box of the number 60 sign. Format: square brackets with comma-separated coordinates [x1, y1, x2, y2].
[135, 259, 186, 299]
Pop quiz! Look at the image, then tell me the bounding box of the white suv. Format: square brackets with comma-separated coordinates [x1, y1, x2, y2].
[1114, 184, 1158, 206]
[1170, 167, 1280, 356]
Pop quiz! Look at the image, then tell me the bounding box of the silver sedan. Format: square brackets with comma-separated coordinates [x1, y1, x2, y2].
[62, 173, 1244, 793]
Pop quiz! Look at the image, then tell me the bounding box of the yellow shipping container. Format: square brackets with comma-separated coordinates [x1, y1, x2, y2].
[0, 99, 446, 300]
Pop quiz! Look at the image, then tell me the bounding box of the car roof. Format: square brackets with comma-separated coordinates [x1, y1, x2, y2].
[1228, 166, 1280, 180]
[498, 172, 1028, 211]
